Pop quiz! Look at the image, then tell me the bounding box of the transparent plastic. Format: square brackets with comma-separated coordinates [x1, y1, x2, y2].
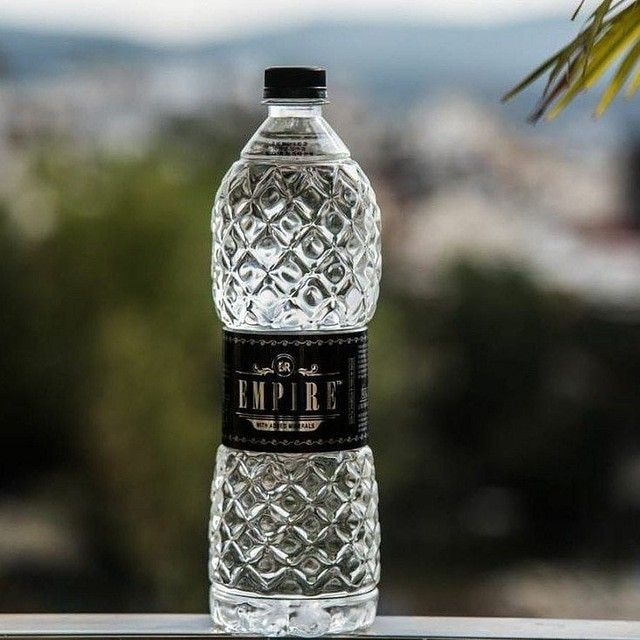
[209, 101, 382, 636]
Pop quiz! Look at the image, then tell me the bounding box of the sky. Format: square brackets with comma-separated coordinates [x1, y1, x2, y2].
[0, 0, 580, 43]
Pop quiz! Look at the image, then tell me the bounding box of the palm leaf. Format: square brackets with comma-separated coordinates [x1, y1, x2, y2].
[503, 0, 640, 121]
[501, 29, 595, 103]
[580, 0, 613, 76]
[572, 0, 589, 19]
[625, 66, 640, 95]
[595, 37, 640, 113]
[547, 10, 640, 117]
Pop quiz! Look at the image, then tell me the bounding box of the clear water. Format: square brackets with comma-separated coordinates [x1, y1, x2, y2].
[209, 102, 382, 636]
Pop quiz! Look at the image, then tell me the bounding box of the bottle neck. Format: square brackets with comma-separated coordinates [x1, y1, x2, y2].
[267, 104, 323, 118]
[241, 101, 349, 160]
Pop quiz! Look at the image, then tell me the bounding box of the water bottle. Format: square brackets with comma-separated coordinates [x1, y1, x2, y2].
[209, 66, 381, 636]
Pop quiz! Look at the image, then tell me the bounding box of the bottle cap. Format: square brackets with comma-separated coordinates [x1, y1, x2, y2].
[263, 66, 327, 100]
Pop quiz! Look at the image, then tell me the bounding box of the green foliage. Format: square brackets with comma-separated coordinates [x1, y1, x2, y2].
[503, 0, 640, 121]
[0, 137, 234, 609]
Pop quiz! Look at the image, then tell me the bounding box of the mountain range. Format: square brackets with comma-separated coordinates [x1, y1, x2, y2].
[1, 18, 638, 129]
[0, 19, 577, 98]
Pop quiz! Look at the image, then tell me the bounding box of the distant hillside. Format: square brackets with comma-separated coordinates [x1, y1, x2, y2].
[189, 19, 579, 100]
[3, 18, 636, 128]
[0, 26, 157, 78]
[0, 19, 577, 91]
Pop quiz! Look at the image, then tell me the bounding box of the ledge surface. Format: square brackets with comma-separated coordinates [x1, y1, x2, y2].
[0, 615, 639, 640]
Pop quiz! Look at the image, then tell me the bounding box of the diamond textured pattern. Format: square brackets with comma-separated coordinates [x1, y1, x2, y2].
[212, 160, 382, 330]
[209, 446, 380, 597]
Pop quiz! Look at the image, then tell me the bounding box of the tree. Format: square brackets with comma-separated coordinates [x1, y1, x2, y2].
[503, 1, 640, 121]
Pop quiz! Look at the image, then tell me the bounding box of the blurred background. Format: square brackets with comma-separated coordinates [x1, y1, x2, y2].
[2, 0, 640, 619]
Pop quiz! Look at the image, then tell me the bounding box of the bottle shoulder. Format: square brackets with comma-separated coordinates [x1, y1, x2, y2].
[240, 113, 351, 160]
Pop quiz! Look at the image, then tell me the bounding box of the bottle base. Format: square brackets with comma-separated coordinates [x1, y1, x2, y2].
[210, 584, 378, 637]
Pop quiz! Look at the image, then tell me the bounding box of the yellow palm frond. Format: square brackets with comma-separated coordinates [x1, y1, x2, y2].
[502, 0, 640, 121]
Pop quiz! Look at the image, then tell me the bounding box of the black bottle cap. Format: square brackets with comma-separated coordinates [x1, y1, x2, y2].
[263, 66, 327, 100]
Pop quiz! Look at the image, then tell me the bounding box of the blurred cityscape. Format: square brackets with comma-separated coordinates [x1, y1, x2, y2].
[1, 17, 640, 617]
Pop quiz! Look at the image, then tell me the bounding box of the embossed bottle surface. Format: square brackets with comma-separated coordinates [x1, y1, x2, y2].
[209, 67, 381, 637]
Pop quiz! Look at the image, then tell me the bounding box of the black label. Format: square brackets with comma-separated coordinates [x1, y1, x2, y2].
[223, 330, 368, 453]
